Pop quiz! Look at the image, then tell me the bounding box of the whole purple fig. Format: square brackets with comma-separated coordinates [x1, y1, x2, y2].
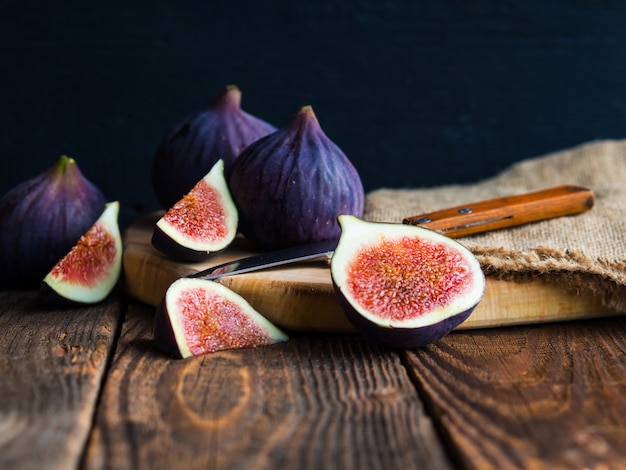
[229, 105, 365, 251]
[0, 155, 106, 287]
[151, 85, 277, 209]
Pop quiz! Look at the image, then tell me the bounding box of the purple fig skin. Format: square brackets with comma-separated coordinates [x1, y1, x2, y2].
[154, 298, 183, 358]
[151, 85, 277, 209]
[334, 285, 475, 349]
[229, 105, 365, 251]
[0, 156, 106, 287]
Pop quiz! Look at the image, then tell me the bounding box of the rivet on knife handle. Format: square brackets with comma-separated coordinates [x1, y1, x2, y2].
[402, 185, 595, 238]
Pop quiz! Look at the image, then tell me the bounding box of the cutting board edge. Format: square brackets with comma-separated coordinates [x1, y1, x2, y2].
[122, 243, 617, 332]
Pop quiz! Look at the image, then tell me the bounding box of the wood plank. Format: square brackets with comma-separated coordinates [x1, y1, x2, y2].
[84, 301, 453, 470]
[403, 318, 626, 469]
[0, 289, 122, 470]
[122, 214, 618, 332]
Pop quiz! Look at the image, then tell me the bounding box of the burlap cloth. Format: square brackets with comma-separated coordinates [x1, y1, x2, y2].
[363, 139, 626, 313]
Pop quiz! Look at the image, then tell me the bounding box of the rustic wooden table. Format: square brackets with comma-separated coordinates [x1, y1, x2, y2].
[2, 288, 626, 470]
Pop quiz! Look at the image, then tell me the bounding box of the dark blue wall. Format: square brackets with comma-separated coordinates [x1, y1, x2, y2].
[2, 1, 626, 227]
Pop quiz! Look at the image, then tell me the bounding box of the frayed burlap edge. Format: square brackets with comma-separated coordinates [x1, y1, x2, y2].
[473, 248, 626, 313]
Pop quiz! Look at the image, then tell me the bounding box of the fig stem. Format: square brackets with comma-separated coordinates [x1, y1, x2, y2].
[299, 105, 316, 118]
[214, 85, 242, 108]
[56, 155, 76, 173]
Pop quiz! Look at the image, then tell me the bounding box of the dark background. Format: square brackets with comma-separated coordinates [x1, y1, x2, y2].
[2, 1, 626, 228]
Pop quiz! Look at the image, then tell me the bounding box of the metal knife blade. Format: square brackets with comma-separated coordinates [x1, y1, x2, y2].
[188, 238, 337, 280]
[189, 184, 594, 280]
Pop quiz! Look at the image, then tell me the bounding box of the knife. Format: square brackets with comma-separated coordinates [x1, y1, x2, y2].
[188, 184, 594, 281]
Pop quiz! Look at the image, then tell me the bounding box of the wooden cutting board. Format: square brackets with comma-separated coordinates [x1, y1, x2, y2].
[122, 214, 618, 332]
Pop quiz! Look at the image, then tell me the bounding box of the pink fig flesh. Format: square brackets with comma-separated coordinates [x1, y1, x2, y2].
[154, 278, 289, 358]
[152, 160, 238, 262]
[41, 201, 122, 305]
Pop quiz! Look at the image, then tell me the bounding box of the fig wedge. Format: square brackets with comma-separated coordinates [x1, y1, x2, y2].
[41, 201, 122, 304]
[154, 277, 289, 358]
[152, 159, 238, 262]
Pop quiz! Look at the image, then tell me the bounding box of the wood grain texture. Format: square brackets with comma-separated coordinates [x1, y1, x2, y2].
[403, 318, 626, 469]
[122, 214, 618, 332]
[84, 302, 453, 470]
[0, 290, 122, 470]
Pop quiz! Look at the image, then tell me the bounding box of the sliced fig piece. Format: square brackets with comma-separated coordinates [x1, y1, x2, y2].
[151, 159, 238, 262]
[331, 215, 486, 349]
[154, 277, 289, 358]
[41, 201, 122, 304]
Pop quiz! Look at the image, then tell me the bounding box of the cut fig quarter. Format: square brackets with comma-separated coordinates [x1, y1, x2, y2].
[331, 215, 486, 349]
[41, 201, 123, 305]
[152, 159, 238, 262]
[154, 278, 289, 358]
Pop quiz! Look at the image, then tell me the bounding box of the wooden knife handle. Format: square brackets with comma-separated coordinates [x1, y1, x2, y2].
[402, 185, 595, 238]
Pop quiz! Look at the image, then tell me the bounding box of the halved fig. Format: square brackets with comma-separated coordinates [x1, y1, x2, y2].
[154, 277, 289, 358]
[151, 159, 238, 262]
[41, 201, 122, 304]
[331, 215, 485, 349]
